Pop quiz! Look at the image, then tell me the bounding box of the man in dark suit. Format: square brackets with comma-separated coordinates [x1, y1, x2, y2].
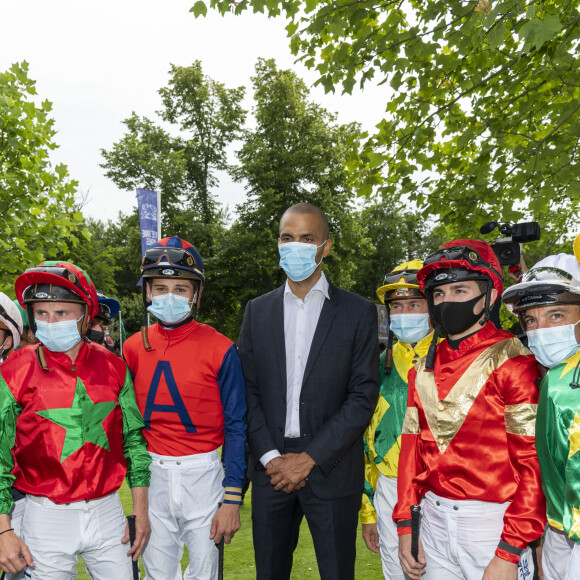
[238, 202, 379, 580]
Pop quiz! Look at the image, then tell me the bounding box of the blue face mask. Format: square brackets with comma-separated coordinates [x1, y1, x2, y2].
[278, 241, 326, 282]
[527, 320, 580, 369]
[147, 293, 192, 324]
[389, 313, 431, 344]
[35, 317, 83, 353]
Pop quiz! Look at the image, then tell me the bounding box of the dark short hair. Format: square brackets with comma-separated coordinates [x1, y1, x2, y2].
[279, 203, 329, 240]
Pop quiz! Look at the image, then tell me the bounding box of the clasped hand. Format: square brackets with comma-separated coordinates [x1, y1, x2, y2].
[266, 452, 315, 494]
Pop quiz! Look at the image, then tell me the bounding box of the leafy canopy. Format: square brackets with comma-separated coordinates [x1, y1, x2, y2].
[0, 62, 83, 291]
[100, 62, 247, 332]
[211, 58, 375, 336]
[198, 0, 580, 237]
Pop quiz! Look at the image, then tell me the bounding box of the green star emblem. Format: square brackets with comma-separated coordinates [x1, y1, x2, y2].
[37, 377, 116, 462]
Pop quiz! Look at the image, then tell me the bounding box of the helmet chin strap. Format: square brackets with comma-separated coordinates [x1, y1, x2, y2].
[79, 308, 88, 336]
[0, 336, 11, 361]
[480, 280, 493, 326]
[193, 287, 202, 319]
[424, 325, 440, 372]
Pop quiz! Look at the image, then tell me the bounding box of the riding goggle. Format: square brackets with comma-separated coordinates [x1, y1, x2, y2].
[517, 267, 580, 295]
[382, 269, 419, 286]
[23, 266, 88, 296]
[142, 247, 198, 270]
[424, 246, 501, 278]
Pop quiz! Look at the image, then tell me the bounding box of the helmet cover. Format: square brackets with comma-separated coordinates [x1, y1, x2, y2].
[418, 239, 503, 295]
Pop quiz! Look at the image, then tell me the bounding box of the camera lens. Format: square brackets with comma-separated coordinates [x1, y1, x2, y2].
[499, 247, 514, 261]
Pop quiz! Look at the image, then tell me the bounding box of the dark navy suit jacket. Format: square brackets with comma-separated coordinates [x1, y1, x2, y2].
[238, 281, 379, 500]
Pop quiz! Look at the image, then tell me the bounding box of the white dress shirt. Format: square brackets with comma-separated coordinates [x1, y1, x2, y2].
[259, 272, 330, 467]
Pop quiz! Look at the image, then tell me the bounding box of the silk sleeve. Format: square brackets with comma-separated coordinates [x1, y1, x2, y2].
[393, 367, 422, 535]
[119, 368, 152, 488]
[361, 423, 379, 525]
[496, 354, 546, 563]
[217, 344, 247, 501]
[562, 394, 580, 542]
[0, 375, 21, 515]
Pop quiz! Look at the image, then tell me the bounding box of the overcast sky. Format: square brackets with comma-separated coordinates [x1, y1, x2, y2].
[1, 0, 387, 223]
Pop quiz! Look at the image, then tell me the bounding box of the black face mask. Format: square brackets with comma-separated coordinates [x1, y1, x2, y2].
[86, 329, 105, 344]
[431, 292, 486, 336]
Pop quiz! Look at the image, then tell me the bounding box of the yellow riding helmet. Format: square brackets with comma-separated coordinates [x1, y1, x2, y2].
[376, 259, 425, 304]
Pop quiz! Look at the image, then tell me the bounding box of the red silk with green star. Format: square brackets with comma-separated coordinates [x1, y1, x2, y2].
[0, 342, 150, 512]
[37, 378, 116, 462]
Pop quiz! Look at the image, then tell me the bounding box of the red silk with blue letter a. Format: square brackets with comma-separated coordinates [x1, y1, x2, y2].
[123, 319, 232, 457]
[143, 361, 197, 434]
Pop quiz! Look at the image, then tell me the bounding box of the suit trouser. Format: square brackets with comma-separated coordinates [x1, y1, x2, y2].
[250, 438, 360, 580]
[420, 492, 534, 580]
[374, 475, 410, 580]
[543, 525, 580, 580]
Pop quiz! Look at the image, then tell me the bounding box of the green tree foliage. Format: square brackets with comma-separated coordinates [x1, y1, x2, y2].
[352, 199, 444, 301]
[109, 294, 144, 343]
[213, 59, 373, 337]
[201, 0, 580, 237]
[0, 62, 83, 290]
[65, 218, 120, 296]
[100, 61, 246, 253]
[100, 62, 247, 333]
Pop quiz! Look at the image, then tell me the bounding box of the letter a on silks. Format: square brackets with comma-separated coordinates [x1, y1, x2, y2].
[143, 361, 197, 433]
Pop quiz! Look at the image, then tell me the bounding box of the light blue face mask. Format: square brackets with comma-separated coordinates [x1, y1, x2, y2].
[35, 317, 83, 353]
[278, 241, 326, 282]
[147, 293, 192, 325]
[527, 320, 580, 369]
[389, 313, 431, 344]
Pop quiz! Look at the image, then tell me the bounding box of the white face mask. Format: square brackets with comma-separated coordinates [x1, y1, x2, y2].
[278, 241, 326, 282]
[147, 293, 192, 325]
[527, 320, 580, 369]
[35, 317, 83, 353]
[389, 313, 431, 344]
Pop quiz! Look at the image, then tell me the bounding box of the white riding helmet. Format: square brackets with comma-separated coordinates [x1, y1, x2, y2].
[0, 293, 23, 349]
[502, 253, 580, 313]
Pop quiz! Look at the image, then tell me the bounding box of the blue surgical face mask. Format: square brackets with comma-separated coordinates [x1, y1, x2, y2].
[147, 293, 192, 324]
[527, 320, 580, 369]
[278, 241, 326, 282]
[389, 313, 431, 344]
[35, 317, 83, 353]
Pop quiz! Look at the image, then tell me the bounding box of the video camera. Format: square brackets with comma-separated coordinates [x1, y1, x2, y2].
[479, 221, 541, 266]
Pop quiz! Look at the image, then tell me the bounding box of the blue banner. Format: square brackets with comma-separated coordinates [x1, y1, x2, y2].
[136, 189, 160, 258]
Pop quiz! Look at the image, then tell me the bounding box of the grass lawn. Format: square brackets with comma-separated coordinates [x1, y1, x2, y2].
[75, 482, 382, 579]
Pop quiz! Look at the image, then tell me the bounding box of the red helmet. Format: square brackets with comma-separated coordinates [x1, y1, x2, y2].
[419, 240, 503, 372]
[418, 239, 503, 295]
[15, 261, 98, 334]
